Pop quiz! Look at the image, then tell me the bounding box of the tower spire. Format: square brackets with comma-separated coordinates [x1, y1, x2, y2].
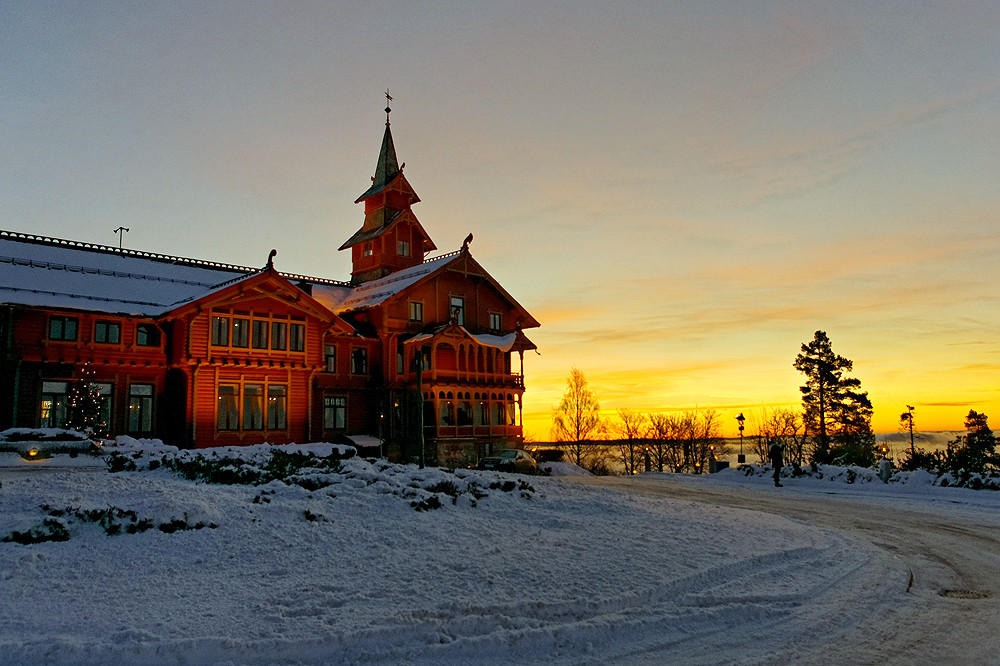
[385, 88, 392, 125]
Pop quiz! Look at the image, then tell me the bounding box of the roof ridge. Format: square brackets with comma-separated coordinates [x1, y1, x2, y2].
[0, 229, 350, 287]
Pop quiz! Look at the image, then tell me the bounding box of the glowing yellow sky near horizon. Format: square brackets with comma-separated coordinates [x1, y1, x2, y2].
[2, 3, 998, 442]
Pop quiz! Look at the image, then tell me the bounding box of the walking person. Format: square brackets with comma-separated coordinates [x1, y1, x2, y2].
[768, 439, 784, 487]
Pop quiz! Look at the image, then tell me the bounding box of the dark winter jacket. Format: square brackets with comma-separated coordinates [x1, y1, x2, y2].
[768, 443, 784, 467]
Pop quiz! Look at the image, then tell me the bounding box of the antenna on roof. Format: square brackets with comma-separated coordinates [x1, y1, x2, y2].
[113, 226, 129, 250]
[385, 89, 392, 125]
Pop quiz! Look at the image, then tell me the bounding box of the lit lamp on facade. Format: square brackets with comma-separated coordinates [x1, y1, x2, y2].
[736, 413, 746, 464]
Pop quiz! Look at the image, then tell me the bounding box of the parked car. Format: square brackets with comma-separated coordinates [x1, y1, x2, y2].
[531, 449, 565, 463]
[477, 448, 538, 474]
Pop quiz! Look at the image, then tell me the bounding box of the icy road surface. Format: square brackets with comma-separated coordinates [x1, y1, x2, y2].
[575, 473, 1000, 665]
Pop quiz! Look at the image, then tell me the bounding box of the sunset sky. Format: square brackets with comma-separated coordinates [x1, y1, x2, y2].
[2, 2, 998, 439]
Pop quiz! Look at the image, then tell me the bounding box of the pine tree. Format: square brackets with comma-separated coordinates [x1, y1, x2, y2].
[793, 331, 875, 465]
[947, 410, 996, 474]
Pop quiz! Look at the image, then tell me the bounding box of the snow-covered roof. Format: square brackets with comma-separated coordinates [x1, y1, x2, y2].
[0, 235, 250, 316]
[405, 327, 520, 352]
[0, 232, 353, 318]
[312, 252, 459, 312]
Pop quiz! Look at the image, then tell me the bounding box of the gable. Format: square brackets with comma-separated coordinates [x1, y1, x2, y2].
[167, 270, 354, 334]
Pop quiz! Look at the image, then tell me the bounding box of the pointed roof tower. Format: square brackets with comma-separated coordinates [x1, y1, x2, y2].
[340, 94, 436, 284]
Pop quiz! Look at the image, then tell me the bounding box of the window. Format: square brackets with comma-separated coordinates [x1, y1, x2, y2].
[439, 401, 455, 426]
[409, 301, 423, 322]
[397, 350, 404, 374]
[94, 383, 113, 433]
[450, 296, 464, 325]
[324, 396, 347, 430]
[397, 240, 410, 256]
[40, 381, 70, 428]
[267, 385, 287, 430]
[128, 384, 154, 434]
[271, 321, 287, 350]
[94, 321, 121, 344]
[211, 316, 229, 346]
[324, 345, 337, 373]
[231, 318, 249, 348]
[289, 323, 305, 352]
[136, 324, 160, 347]
[218, 384, 239, 431]
[458, 401, 473, 426]
[363, 243, 373, 257]
[252, 320, 269, 349]
[242, 384, 264, 430]
[351, 348, 368, 375]
[49, 317, 78, 341]
[489, 312, 502, 332]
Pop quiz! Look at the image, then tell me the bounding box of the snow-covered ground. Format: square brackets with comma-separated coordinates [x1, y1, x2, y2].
[2, 443, 998, 665]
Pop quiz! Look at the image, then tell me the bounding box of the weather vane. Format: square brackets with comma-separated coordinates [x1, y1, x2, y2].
[385, 89, 392, 124]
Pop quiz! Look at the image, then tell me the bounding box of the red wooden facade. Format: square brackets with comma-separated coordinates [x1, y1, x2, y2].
[0, 114, 538, 466]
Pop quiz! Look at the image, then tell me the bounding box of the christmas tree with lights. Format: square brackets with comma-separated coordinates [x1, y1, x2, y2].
[64, 362, 107, 439]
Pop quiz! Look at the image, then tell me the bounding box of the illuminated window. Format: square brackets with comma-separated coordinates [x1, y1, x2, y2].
[267, 385, 287, 430]
[211, 316, 229, 346]
[409, 301, 423, 322]
[450, 296, 464, 325]
[40, 381, 70, 428]
[94, 321, 121, 344]
[271, 321, 287, 350]
[136, 324, 160, 346]
[324, 395, 346, 430]
[351, 348, 368, 374]
[397, 240, 410, 256]
[289, 324, 305, 352]
[127, 384, 154, 434]
[217, 384, 238, 431]
[242, 384, 263, 430]
[49, 317, 78, 341]
[252, 320, 269, 349]
[489, 312, 502, 332]
[324, 345, 337, 373]
[231, 318, 249, 348]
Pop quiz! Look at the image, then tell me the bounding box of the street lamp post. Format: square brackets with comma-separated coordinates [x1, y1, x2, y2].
[736, 413, 746, 464]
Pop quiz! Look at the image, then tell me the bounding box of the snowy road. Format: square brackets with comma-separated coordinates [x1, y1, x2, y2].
[4, 453, 1000, 665]
[572, 474, 1000, 664]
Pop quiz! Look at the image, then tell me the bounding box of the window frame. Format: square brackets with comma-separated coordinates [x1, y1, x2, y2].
[323, 395, 347, 430]
[324, 345, 337, 373]
[408, 301, 423, 323]
[136, 323, 160, 347]
[450, 296, 465, 326]
[289, 323, 305, 352]
[94, 320, 122, 345]
[351, 347, 368, 375]
[127, 383, 155, 435]
[48, 316, 79, 342]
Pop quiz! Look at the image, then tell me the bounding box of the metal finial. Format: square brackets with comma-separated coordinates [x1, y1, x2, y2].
[266, 249, 277, 269]
[385, 89, 393, 124]
[113, 226, 129, 250]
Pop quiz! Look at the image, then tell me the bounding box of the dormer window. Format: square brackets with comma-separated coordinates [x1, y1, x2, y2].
[397, 240, 410, 257]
